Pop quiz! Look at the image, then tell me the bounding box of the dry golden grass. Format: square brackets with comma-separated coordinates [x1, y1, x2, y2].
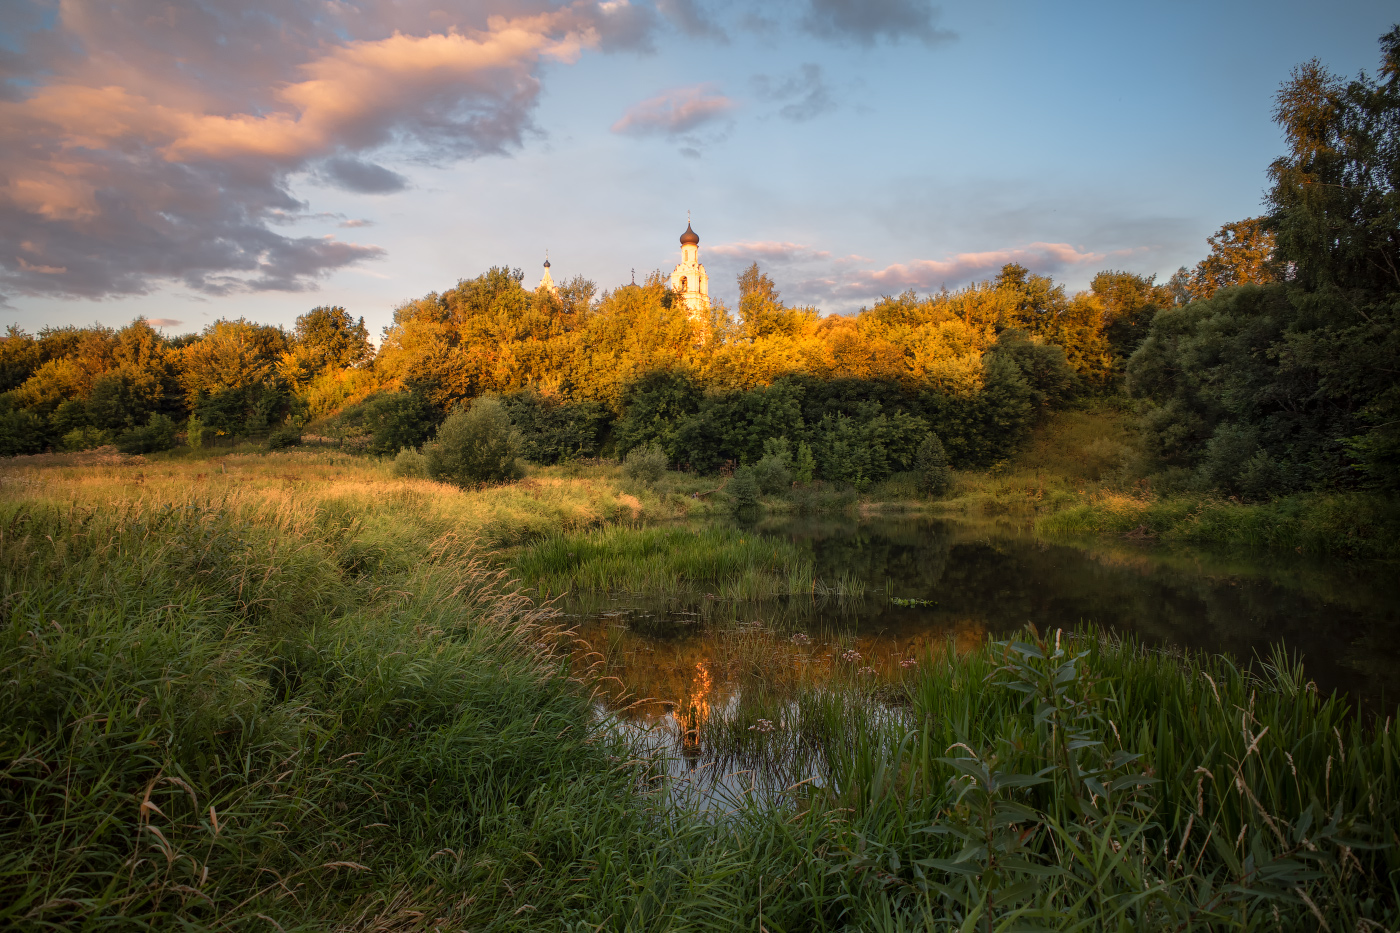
[0, 448, 703, 548]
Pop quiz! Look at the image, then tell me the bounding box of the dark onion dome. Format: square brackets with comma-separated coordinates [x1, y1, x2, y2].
[679, 223, 699, 246]
[543, 257, 551, 268]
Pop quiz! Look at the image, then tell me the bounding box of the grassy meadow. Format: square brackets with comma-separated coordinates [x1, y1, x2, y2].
[3, 446, 1400, 930]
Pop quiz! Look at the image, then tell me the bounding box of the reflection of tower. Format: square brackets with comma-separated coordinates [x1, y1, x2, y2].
[668, 218, 710, 317]
[536, 252, 558, 295]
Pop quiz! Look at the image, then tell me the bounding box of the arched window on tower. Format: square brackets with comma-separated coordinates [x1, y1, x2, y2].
[680, 275, 688, 291]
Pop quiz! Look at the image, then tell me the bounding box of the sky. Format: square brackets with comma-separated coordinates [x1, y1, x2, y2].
[1, 0, 1395, 341]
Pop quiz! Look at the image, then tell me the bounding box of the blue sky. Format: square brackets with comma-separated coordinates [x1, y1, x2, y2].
[1, 0, 1395, 340]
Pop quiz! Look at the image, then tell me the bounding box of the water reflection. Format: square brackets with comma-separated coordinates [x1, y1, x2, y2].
[564, 515, 1400, 793]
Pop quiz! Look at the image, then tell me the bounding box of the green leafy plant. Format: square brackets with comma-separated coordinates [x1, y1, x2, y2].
[114, 413, 177, 454]
[623, 443, 668, 486]
[425, 397, 524, 487]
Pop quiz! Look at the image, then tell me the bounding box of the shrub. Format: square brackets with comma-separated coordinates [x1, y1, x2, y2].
[186, 415, 205, 449]
[391, 447, 429, 478]
[623, 443, 668, 485]
[915, 432, 952, 496]
[0, 405, 47, 456]
[360, 390, 443, 456]
[425, 397, 524, 487]
[500, 390, 611, 464]
[61, 426, 111, 452]
[793, 441, 816, 484]
[752, 454, 791, 494]
[727, 466, 761, 511]
[266, 428, 301, 450]
[114, 413, 177, 454]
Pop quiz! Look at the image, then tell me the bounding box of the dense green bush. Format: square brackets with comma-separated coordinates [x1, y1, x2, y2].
[266, 427, 301, 450]
[425, 398, 524, 487]
[915, 431, 952, 496]
[727, 465, 761, 511]
[612, 370, 700, 459]
[360, 390, 444, 456]
[391, 447, 428, 478]
[753, 436, 793, 493]
[60, 426, 111, 451]
[500, 390, 611, 464]
[793, 440, 816, 484]
[0, 405, 46, 456]
[622, 443, 668, 485]
[674, 381, 805, 472]
[114, 413, 177, 454]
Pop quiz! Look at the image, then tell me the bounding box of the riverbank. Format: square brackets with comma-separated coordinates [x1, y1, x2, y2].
[940, 405, 1400, 560]
[3, 452, 1399, 929]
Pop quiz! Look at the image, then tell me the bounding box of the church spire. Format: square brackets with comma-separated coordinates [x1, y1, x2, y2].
[536, 251, 558, 295]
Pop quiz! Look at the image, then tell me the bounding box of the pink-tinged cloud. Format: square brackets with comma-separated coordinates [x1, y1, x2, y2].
[0, 0, 653, 300]
[611, 84, 737, 136]
[145, 318, 183, 328]
[848, 242, 1106, 293]
[707, 240, 832, 262]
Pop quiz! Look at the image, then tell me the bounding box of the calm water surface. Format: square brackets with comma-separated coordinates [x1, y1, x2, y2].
[564, 515, 1400, 712]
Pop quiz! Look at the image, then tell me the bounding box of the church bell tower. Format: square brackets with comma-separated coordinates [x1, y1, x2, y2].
[669, 217, 710, 317]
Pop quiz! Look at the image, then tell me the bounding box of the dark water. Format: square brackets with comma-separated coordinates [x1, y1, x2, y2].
[567, 515, 1400, 708]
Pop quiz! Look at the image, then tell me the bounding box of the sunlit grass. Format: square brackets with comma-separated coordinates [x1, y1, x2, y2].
[5, 447, 1400, 930]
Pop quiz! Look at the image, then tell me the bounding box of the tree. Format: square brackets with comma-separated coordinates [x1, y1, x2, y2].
[1091, 271, 1173, 359]
[915, 432, 952, 496]
[1267, 29, 1400, 297]
[283, 306, 372, 385]
[737, 263, 818, 341]
[1186, 218, 1282, 299]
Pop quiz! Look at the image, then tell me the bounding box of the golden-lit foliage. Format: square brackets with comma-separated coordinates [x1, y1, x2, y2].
[374, 261, 1140, 412]
[0, 257, 1181, 457]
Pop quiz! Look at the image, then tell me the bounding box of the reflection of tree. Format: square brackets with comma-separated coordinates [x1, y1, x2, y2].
[569, 516, 1400, 730]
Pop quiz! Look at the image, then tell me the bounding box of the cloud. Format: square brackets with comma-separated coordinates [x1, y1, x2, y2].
[339, 218, 375, 228]
[319, 157, 409, 194]
[0, 0, 653, 301]
[709, 240, 832, 262]
[801, 0, 956, 46]
[611, 83, 737, 136]
[751, 64, 835, 122]
[145, 318, 183, 328]
[705, 238, 1113, 313]
[656, 0, 727, 40]
[851, 242, 1106, 292]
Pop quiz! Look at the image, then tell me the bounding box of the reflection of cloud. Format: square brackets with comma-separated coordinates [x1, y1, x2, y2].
[611, 83, 737, 136]
[751, 64, 835, 122]
[801, 0, 956, 46]
[0, 0, 657, 301]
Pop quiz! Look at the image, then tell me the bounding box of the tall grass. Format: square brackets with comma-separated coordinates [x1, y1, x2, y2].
[4, 451, 1398, 930]
[513, 524, 871, 600]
